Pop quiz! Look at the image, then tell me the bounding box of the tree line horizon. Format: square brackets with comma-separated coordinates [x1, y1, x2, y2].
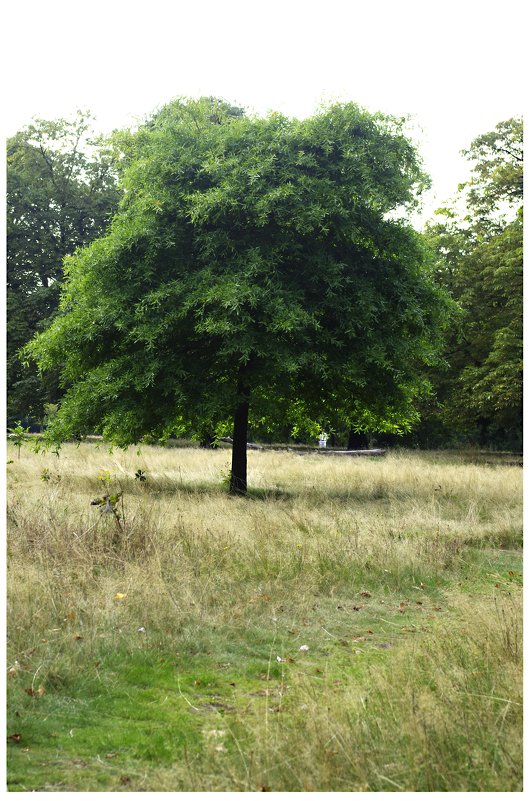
[7, 98, 522, 493]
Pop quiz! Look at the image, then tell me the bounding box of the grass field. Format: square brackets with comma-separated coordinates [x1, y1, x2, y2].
[6, 441, 523, 791]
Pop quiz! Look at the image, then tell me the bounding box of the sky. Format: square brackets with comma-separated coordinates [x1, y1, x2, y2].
[2, 0, 526, 222]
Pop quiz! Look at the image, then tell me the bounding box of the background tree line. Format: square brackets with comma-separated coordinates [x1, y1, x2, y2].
[6, 105, 522, 453]
[6, 112, 121, 424]
[410, 117, 523, 450]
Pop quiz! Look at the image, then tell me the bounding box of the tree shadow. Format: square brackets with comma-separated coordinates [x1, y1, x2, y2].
[136, 479, 388, 504]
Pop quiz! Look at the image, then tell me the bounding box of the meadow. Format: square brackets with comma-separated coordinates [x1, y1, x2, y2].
[6, 441, 523, 791]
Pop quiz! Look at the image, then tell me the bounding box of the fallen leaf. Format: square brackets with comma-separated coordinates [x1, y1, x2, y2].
[360, 591, 371, 598]
[8, 733, 22, 743]
[115, 593, 127, 600]
[66, 611, 76, 621]
[24, 686, 45, 697]
[73, 634, 83, 641]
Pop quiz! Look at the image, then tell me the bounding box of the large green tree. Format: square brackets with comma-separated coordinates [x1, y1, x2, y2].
[26, 98, 451, 493]
[7, 112, 121, 423]
[423, 118, 523, 447]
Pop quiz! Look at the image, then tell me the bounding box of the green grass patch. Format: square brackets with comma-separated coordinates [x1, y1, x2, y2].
[8, 567, 522, 791]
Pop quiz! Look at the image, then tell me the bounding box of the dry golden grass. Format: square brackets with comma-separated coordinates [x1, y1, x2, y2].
[6, 441, 523, 791]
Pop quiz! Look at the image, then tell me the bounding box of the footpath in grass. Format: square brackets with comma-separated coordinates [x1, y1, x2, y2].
[7, 547, 522, 792]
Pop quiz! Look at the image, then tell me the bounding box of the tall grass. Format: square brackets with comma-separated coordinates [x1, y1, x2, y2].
[6, 442, 523, 791]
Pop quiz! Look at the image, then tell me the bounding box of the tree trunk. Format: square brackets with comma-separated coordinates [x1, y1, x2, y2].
[229, 368, 250, 495]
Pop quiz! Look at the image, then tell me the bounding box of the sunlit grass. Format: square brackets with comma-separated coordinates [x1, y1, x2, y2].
[6, 441, 523, 791]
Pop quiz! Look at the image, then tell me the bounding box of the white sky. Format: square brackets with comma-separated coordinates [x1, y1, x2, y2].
[2, 0, 526, 222]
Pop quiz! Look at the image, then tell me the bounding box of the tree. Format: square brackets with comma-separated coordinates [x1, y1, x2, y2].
[26, 98, 451, 493]
[422, 118, 523, 447]
[461, 117, 523, 222]
[7, 111, 121, 424]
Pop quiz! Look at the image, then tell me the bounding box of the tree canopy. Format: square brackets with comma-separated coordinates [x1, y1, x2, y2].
[26, 97, 452, 492]
[460, 117, 523, 222]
